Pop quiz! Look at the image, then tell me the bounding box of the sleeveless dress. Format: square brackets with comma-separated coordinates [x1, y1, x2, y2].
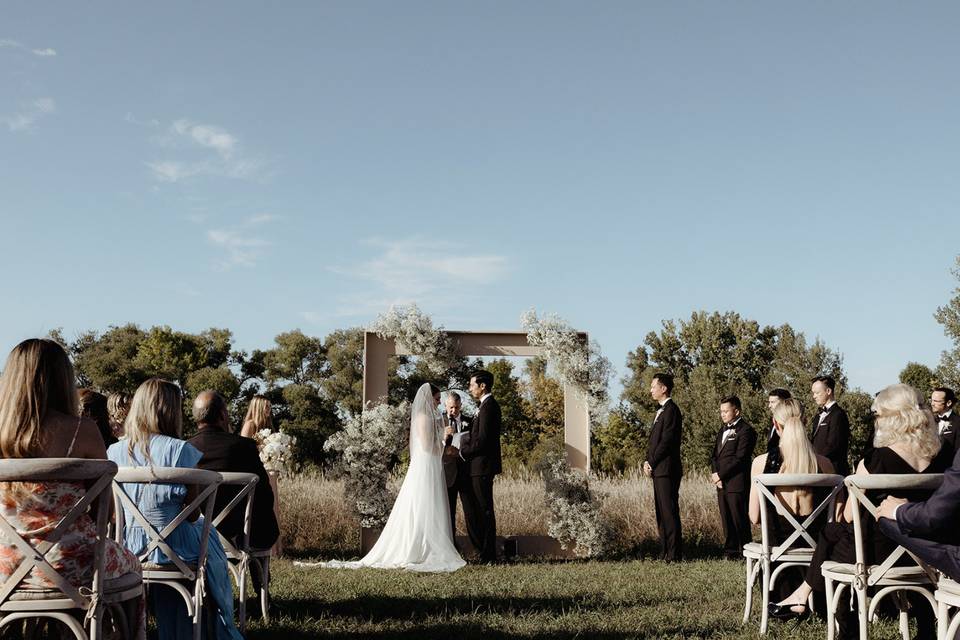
[0, 420, 145, 637]
[298, 398, 465, 573]
[107, 435, 243, 640]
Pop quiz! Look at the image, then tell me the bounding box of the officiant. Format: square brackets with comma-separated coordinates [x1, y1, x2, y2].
[443, 391, 469, 544]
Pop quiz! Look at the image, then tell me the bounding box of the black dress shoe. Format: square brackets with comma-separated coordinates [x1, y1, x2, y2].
[767, 602, 809, 621]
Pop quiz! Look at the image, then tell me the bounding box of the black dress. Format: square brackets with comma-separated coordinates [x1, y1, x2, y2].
[803, 446, 953, 639]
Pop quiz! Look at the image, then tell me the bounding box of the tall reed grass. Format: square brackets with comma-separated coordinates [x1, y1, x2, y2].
[278, 469, 725, 557]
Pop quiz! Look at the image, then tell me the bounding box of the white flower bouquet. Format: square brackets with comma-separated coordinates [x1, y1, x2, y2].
[255, 429, 298, 477]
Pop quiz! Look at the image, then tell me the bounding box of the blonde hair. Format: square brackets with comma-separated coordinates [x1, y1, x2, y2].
[772, 398, 802, 428]
[872, 383, 941, 459]
[242, 396, 272, 438]
[107, 392, 132, 436]
[124, 378, 182, 463]
[0, 339, 79, 459]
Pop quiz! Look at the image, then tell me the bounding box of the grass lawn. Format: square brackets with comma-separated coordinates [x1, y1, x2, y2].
[243, 558, 910, 639]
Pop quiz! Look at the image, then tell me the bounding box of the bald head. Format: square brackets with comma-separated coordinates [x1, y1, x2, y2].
[193, 390, 228, 430]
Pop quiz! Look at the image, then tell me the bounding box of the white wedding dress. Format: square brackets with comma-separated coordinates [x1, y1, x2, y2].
[297, 383, 465, 573]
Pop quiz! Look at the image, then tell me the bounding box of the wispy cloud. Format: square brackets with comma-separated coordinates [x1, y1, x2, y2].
[146, 118, 262, 183]
[205, 213, 278, 269]
[0, 39, 57, 57]
[2, 97, 55, 132]
[320, 237, 511, 318]
[124, 112, 159, 128]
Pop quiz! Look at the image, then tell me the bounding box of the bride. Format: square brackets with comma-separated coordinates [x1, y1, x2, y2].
[297, 383, 465, 572]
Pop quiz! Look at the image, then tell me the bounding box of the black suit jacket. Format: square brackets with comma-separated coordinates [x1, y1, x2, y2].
[459, 396, 502, 477]
[443, 412, 471, 488]
[187, 429, 280, 550]
[897, 447, 960, 545]
[938, 412, 960, 457]
[811, 404, 850, 475]
[710, 419, 757, 493]
[646, 399, 683, 479]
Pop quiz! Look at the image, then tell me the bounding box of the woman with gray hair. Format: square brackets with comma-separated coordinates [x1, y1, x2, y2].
[768, 384, 952, 638]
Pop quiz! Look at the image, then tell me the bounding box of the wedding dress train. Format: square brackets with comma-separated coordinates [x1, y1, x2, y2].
[296, 383, 465, 573]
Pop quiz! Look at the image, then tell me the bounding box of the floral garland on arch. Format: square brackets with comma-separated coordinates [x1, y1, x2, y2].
[542, 453, 613, 558]
[369, 304, 459, 376]
[324, 401, 410, 528]
[520, 309, 612, 425]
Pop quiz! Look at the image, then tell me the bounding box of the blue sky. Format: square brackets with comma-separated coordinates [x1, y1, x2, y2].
[2, 2, 958, 397]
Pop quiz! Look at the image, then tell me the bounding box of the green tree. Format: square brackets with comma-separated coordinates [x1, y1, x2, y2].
[263, 330, 326, 387]
[592, 405, 646, 473]
[486, 358, 533, 466]
[321, 329, 365, 416]
[134, 326, 209, 387]
[73, 324, 148, 393]
[843, 389, 876, 468]
[899, 362, 937, 398]
[935, 256, 960, 388]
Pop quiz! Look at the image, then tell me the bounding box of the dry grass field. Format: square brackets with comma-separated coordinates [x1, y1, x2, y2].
[277, 470, 725, 559]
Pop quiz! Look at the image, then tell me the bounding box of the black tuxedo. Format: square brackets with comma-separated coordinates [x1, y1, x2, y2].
[646, 398, 683, 561]
[937, 411, 960, 457]
[187, 429, 280, 551]
[811, 403, 850, 476]
[764, 421, 782, 474]
[710, 418, 757, 557]
[443, 411, 471, 541]
[879, 447, 960, 583]
[458, 396, 502, 562]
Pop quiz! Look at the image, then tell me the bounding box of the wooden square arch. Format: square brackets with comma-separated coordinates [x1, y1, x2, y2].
[363, 331, 591, 471]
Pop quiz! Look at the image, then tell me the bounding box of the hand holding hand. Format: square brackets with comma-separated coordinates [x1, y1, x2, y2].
[876, 496, 908, 521]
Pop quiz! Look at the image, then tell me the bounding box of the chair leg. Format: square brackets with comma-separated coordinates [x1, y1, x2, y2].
[825, 578, 837, 640]
[760, 559, 771, 635]
[743, 557, 754, 623]
[238, 557, 248, 633]
[938, 598, 948, 640]
[261, 558, 271, 622]
[857, 586, 868, 640]
[193, 579, 204, 640]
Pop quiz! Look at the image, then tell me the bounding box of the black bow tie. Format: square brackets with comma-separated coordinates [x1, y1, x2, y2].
[938, 415, 949, 421]
[819, 406, 831, 414]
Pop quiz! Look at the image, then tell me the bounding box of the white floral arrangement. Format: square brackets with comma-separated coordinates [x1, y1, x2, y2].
[255, 429, 298, 477]
[324, 401, 410, 528]
[369, 304, 459, 375]
[542, 453, 612, 558]
[521, 309, 612, 424]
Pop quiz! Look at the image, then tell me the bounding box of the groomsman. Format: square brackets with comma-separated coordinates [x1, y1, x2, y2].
[644, 373, 683, 562]
[710, 396, 757, 559]
[810, 375, 850, 475]
[443, 391, 468, 543]
[764, 388, 792, 473]
[931, 387, 960, 455]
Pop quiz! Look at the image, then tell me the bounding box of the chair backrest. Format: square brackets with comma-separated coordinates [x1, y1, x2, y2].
[845, 473, 943, 586]
[209, 472, 258, 557]
[112, 467, 221, 581]
[755, 473, 845, 560]
[0, 459, 118, 609]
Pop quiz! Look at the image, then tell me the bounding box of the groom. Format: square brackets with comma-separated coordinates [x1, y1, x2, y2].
[453, 370, 502, 564]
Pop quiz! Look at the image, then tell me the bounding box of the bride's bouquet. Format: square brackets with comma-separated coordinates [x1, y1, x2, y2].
[255, 429, 298, 477]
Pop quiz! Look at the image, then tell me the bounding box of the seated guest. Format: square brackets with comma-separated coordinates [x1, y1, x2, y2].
[876, 447, 960, 584]
[107, 391, 132, 439]
[188, 390, 279, 604]
[79, 387, 118, 447]
[931, 386, 960, 456]
[108, 379, 243, 640]
[0, 339, 144, 638]
[769, 384, 952, 639]
[749, 399, 835, 599]
[240, 395, 272, 439]
[749, 399, 836, 534]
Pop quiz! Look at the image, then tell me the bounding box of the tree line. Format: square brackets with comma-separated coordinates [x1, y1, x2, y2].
[41, 258, 960, 473]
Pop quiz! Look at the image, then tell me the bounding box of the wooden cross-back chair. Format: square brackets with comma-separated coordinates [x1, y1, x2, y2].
[935, 576, 960, 640]
[822, 474, 943, 640]
[210, 471, 264, 633]
[0, 459, 142, 640]
[112, 467, 221, 640]
[742, 472, 845, 634]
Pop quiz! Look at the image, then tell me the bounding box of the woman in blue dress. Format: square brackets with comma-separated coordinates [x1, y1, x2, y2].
[108, 378, 243, 640]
